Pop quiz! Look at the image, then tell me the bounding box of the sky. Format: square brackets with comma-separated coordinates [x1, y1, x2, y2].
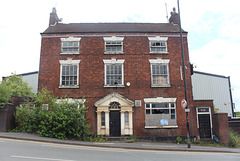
[0, 0, 239, 110]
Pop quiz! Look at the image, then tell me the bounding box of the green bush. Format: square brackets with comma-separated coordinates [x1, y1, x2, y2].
[229, 128, 240, 148]
[15, 88, 90, 140]
[0, 74, 33, 108]
[176, 136, 182, 144]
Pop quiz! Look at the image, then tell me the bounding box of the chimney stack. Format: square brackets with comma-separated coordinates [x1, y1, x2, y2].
[169, 7, 180, 25]
[49, 8, 59, 26]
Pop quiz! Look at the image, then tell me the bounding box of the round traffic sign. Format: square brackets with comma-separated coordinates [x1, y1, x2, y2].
[181, 99, 187, 108]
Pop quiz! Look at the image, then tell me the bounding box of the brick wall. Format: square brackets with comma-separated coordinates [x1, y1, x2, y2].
[0, 104, 15, 132]
[213, 113, 230, 146]
[38, 33, 195, 137]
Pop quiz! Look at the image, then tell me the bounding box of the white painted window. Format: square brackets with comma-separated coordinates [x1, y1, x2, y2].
[148, 36, 168, 54]
[103, 58, 125, 87]
[149, 58, 170, 87]
[104, 36, 124, 54]
[125, 112, 129, 126]
[101, 112, 105, 127]
[59, 58, 80, 88]
[144, 97, 177, 128]
[61, 37, 81, 54]
[145, 103, 176, 119]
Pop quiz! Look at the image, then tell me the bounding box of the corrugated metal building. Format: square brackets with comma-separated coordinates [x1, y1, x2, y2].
[191, 71, 234, 117]
[2, 71, 39, 94]
[21, 71, 39, 94]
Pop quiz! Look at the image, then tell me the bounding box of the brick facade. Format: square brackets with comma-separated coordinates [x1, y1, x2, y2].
[38, 9, 197, 138]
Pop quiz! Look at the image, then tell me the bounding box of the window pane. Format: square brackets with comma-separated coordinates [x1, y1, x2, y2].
[146, 109, 150, 114]
[101, 112, 105, 126]
[61, 65, 78, 86]
[105, 64, 123, 85]
[152, 109, 169, 114]
[151, 64, 169, 85]
[125, 112, 129, 126]
[62, 42, 79, 52]
[146, 104, 150, 108]
[105, 41, 122, 52]
[198, 108, 209, 113]
[62, 66, 66, 75]
[152, 103, 168, 108]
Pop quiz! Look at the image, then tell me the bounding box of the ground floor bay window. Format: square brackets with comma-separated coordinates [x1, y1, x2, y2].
[144, 97, 177, 128]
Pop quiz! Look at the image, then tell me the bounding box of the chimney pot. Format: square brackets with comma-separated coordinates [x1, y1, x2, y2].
[49, 7, 59, 26]
[169, 7, 180, 25]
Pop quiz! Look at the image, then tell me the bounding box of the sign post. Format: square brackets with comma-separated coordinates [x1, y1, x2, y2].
[178, 0, 191, 148]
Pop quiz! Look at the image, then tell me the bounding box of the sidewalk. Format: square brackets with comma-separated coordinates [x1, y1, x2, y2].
[0, 132, 240, 153]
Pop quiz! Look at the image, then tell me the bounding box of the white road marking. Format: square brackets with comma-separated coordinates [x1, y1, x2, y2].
[93, 142, 115, 145]
[11, 155, 76, 161]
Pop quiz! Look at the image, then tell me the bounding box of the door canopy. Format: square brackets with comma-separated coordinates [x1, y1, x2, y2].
[94, 92, 134, 108]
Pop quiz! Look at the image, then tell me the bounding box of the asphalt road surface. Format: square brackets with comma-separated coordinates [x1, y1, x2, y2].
[0, 138, 239, 161]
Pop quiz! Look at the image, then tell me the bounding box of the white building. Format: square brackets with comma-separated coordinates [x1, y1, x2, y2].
[2, 71, 39, 94]
[191, 71, 234, 117]
[20, 71, 39, 94]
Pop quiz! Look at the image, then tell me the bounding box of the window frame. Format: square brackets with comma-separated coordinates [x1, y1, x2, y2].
[103, 58, 125, 87]
[145, 103, 176, 120]
[124, 111, 129, 127]
[101, 112, 105, 127]
[103, 36, 124, 54]
[149, 58, 170, 87]
[60, 37, 81, 55]
[59, 58, 80, 88]
[148, 37, 168, 54]
[144, 97, 177, 128]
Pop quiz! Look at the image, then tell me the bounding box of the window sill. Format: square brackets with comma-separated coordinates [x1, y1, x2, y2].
[104, 51, 124, 54]
[145, 125, 178, 129]
[104, 85, 125, 88]
[60, 52, 79, 55]
[149, 52, 169, 54]
[151, 84, 171, 88]
[59, 85, 79, 89]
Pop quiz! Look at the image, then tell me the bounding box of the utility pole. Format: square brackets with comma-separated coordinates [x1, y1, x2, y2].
[177, 0, 191, 148]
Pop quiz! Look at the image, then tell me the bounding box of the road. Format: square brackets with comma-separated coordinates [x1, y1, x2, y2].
[0, 138, 239, 161]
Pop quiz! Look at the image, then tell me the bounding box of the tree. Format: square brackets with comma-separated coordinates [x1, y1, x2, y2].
[0, 74, 34, 106]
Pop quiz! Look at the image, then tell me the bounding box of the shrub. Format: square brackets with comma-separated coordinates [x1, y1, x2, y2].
[229, 128, 240, 148]
[15, 88, 91, 140]
[176, 136, 182, 144]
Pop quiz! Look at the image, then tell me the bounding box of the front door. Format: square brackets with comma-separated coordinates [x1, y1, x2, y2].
[109, 111, 121, 136]
[198, 114, 211, 139]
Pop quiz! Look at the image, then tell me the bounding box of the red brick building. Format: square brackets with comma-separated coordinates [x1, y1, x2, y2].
[39, 8, 200, 138]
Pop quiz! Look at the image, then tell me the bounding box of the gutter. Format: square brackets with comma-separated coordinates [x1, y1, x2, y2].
[228, 76, 234, 117]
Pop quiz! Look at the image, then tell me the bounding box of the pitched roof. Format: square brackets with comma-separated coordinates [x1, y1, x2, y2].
[42, 23, 186, 34]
